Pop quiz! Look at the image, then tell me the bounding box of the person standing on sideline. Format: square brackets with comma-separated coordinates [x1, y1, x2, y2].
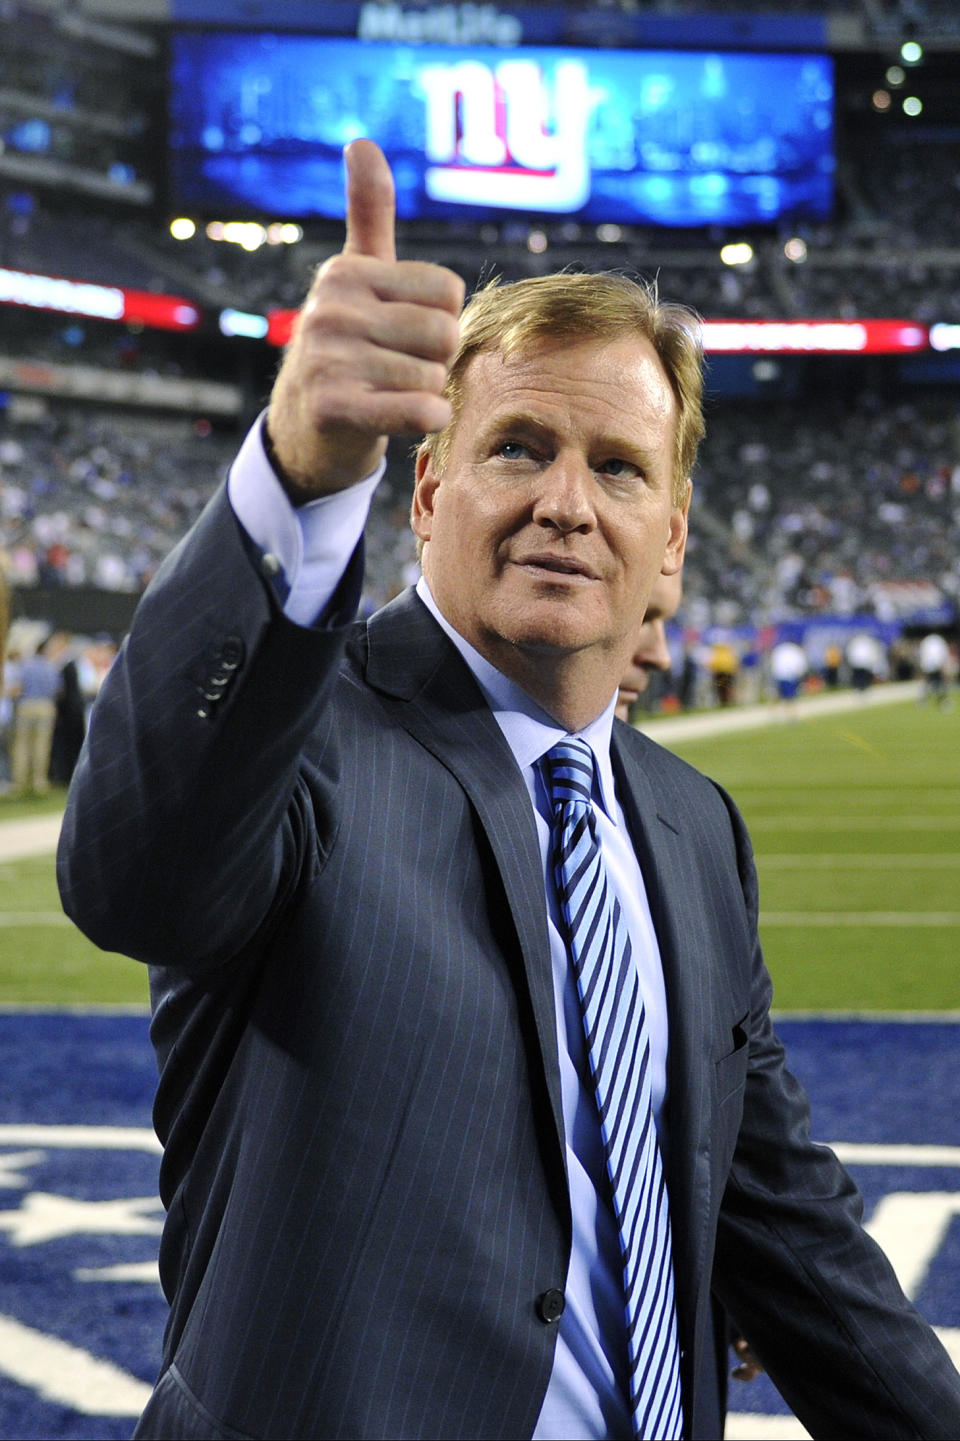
[59, 140, 960, 1441]
[10, 634, 61, 796]
[846, 629, 885, 695]
[918, 630, 951, 708]
[707, 637, 738, 707]
[768, 636, 808, 715]
[822, 639, 843, 689]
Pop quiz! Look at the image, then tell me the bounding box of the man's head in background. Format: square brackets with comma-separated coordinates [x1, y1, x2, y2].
[616, 569, 683, 722]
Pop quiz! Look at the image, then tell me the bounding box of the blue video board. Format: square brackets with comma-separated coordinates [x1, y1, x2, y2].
[167, 31, 834, 226]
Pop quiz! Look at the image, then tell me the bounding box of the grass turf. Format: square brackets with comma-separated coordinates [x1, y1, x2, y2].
[0, 789, 149, 1006]
[0, 850, 150, 1006]
[661, 698, 960, 1011]
[1, 697, 957, 1010]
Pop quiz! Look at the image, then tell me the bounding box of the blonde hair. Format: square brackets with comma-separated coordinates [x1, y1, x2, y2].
[419, 271, 704, 506]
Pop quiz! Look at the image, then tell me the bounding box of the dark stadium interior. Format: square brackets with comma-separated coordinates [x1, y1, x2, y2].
[2, 0, 959, 663]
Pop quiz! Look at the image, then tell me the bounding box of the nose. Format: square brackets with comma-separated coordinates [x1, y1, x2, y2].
[531, 456, 596, 534]
[633, 619, 671, 673]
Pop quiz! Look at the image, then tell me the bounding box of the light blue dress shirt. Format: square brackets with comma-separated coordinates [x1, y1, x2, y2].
[227, 417, 676, 1441]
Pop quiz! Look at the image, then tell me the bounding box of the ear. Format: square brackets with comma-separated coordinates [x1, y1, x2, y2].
[661, 482, 690, 577]
[411, 446, 440, 544]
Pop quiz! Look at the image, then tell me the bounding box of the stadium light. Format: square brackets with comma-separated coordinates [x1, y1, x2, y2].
[872, 90, 891, 112]
[930, 323, 960, 351]
[903, 96, 923, 117]
[720, 242, 753, 266]
[900, 41, 923, 63]
[219, 308, 269, 340]
[699, 319, 928, 354]
[169, 218, 197, 241]
[266, 223, 303, 246]
[886, 65, 905, 86]
[221, 222, 267, 251]
[784, 238, 808, 263]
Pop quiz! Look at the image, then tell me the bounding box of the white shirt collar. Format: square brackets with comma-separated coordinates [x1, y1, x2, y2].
[415, 576, 619, 818]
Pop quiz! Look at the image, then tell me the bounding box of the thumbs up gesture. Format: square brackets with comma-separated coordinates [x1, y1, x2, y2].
[266, 140, 465, 500]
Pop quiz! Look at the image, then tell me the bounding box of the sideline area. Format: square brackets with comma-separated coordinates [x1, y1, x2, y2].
[0, 681, 926, 863]
[641, 676, 923, 743]
[0, 812, 63, 863]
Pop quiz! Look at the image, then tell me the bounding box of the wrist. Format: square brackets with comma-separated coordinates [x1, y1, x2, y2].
[262, 417, 319, 508]
[263, 415, 387, 506]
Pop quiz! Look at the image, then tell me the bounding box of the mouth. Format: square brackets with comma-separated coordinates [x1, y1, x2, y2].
[513, 553, 599, 582]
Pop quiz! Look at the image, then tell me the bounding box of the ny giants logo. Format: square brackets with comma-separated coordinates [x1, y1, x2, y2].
[420, 58, 594, 212]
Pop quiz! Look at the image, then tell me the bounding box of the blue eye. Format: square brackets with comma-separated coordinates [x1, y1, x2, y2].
[599, 458, 641, 479]
[499, 441, 529, 460]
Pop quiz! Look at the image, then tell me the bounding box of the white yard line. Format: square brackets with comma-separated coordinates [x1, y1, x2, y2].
[0, 813, 62, 862]
[0, 912, 73, 926]
[761, 911, 960, 926]
[750, 815, 958, 830]
[758, 855, 960, 868]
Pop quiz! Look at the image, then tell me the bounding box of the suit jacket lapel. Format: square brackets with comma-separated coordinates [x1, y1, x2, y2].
[364, 590, 567, 1182]
[612, 727, 716, 1358]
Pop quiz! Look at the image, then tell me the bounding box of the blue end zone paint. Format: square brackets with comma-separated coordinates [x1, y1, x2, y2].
[775, 1018, 960, 1148]
[0, 1011, 157, 1124]
[730, 1018, 960, 1419]
[0, 1013, 160, 1441]
[0, 1013, 957, 1437]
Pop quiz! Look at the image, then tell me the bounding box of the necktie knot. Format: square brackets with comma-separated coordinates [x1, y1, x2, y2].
[541, 737, 595, 811]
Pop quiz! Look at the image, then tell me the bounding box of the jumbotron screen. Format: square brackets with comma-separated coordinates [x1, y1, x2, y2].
[167, 31, 834, 226]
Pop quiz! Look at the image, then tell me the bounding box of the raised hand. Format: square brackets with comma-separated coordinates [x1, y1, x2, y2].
[266, 139, 465, 501]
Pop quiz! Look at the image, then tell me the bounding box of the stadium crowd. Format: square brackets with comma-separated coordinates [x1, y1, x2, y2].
[3, 385, 958, 629]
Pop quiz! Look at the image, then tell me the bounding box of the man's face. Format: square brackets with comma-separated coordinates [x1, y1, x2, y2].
[412, 335, 688, 697]
[616, 569, 683, 721]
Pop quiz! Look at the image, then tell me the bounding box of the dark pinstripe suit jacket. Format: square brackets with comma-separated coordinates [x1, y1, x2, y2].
[58, 489, 960, 1441]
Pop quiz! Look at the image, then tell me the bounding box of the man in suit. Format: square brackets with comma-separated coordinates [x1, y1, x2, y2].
[615, 570, 683, 722]
[58, 141, 960, 1440]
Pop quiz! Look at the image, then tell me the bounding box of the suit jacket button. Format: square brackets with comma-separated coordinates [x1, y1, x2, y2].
[536, 1288, 565, 1324]
[218, 635, 245, 670]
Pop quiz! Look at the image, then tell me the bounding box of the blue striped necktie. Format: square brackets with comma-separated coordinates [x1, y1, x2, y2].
[541, 738, 683, 1441]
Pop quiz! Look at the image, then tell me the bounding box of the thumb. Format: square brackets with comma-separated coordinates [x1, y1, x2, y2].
[343, 138, 397, 263]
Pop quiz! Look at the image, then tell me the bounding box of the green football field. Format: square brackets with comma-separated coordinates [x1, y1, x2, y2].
[1, 695, 957, 1010]
[663, 697, 960, 1011]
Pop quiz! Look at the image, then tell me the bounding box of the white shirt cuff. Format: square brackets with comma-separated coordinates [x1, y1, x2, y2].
[226, 413, 384, 627]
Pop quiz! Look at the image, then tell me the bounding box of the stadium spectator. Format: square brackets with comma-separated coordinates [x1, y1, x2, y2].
[9, 633, 61, 795]
[59, 139, 960, 1441]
